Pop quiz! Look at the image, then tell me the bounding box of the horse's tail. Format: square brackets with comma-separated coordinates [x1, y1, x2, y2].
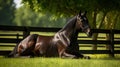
[7, 42, 19, 57]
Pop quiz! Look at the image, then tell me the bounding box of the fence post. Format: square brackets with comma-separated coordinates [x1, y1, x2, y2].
[109, 29, 114, 57]
[23, 27, 30, 39]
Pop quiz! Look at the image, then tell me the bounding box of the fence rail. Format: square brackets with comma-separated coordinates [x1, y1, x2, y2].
[0, 25, 120, 57]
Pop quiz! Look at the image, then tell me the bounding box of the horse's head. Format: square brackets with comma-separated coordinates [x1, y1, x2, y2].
[76, 11, 92, 37]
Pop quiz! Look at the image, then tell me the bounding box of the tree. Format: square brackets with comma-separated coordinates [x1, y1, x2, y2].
[22, 0, 95, 16]
[21, 0, 120, 27]
[14, 4, 66, 27]
[21, 0, 120, 51]
[0, 0, 15, 25]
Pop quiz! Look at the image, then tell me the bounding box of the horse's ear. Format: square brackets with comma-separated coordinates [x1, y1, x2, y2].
[82, 11, 87, 16]
[84, 11, 87, 15]
[78, 10, 81, 16]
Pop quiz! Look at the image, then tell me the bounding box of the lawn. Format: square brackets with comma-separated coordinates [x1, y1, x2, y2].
[0, 31, 120, 67]
[0, 57, 120, 67]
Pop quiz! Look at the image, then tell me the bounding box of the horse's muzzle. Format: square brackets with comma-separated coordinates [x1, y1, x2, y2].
[86, 28, 92, 37]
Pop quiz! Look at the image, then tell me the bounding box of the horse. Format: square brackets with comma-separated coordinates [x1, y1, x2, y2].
[8, 11, 92, 59]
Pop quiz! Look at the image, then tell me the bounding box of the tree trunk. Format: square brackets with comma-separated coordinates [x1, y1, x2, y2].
[92, 12, 107, 50]
[106, 12, 119, 50]
[106, 34, 111, 50]
[92, 10, 97, 50]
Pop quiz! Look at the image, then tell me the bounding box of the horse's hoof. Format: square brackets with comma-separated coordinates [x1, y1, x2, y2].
[84, 56, 90, 59]
[73, 56, 79, 59]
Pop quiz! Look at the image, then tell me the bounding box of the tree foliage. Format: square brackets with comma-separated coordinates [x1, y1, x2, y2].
[22, 0, 120, 29]
[22, 0, 120, 15]
[0, 0, 15, 25]
[14, 4, 66, 27]
[0, 0, 120, 29]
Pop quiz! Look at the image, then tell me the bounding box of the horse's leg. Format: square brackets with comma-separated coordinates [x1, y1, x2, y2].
[11, 43, 24, 58]
[8, 34, 38, 58]
[8, 43, 19, 57]
[34, 42, 47, 57]
[74, 51, 90, 59]
[13, 40, 35, 58]
[57, 46, 77, 58]
[8, 44, 30, 58]
[72, 50, 90, 59]
[66, 45, 90, 59]
[62, 51, 77, 59]
[70, 50, 90, 59]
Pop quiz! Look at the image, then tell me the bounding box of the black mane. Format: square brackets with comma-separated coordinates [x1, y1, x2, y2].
[60, 16, 77, 32]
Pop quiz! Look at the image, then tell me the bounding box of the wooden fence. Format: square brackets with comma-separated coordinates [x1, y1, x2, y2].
[0, 25, 120, 57]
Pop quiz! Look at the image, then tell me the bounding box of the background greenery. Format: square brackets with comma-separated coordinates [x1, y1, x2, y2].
[0, 0, 120, 29]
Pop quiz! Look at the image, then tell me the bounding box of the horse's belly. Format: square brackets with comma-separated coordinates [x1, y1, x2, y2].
[34, 43, 58, 57]
[45, 46, 59, 57]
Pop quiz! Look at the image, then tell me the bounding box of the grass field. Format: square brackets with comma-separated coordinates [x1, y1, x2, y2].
[0, 57, 120, 67]
[0, 31, 120, 67]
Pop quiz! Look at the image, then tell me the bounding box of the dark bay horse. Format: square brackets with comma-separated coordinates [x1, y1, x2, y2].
[8, 11, 92, 58]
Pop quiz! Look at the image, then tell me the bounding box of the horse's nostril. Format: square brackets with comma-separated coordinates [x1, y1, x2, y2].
[86, 29, 92, 37]
[88, 32, 92, 37]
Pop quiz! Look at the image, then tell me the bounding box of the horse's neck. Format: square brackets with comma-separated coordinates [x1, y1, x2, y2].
[59, 29, 75, 39]
[58, 17, 76, 38]
[70, 30, 79, 45]
[54, 16, 77, 46]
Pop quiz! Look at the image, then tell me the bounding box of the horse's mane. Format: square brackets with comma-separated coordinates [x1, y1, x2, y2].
[60, 16, 77, 32]
[58, 16, 79, 43]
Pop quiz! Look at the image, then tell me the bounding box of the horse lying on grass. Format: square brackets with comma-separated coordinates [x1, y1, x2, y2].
[8, 11, 92, 59]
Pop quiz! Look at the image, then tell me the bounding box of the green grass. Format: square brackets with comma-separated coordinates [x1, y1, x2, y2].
[0, 31, 120, 67]
[0, 57, 120, 67]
